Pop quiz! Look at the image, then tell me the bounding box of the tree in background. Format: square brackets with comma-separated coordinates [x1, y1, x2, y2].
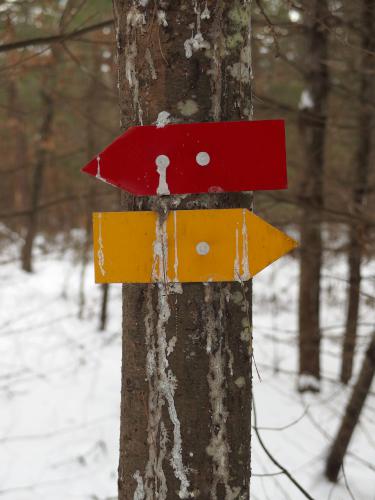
[21, 74, 55, 272]
[326, 332, 375, 482]
[297, 0, 330, 392]
[341, 0, 374, 384]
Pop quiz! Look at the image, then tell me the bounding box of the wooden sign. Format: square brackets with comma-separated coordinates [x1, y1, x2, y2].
[92, 209, 297, 284]
[82, 120, 287, 196]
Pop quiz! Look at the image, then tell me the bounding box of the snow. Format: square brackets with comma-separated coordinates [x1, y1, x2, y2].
[0, 229, 374, 499]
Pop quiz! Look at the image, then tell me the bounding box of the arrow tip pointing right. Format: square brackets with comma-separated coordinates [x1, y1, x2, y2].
[247, 212, 298, 277]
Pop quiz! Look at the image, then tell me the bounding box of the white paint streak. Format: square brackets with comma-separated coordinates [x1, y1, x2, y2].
[146, 217, 190, 496]
[205, 285, 238, 498]
[234, 227, 240, 281]
[94, 155, 112, 186]
[156, 155, 170, 196]
[157, 286, 190, 499]
[97, 213, 105, 277]
[226, 347, 234, 377]
[202, 3, 210, 19]
[155, 422, 168, 498]
[125, 6, 145, 125]
[145, 48, 157, 80]
[143, 284, 190, 498]
[167, 336, 177, 356]
[96, 155, 102, 180]
[152, 215, 169, 282]
[144, 287, 164, 498]
[157, 10, 168, 27]
[241, 209, 250, 281]
[133, 470, 145, 500]
[156, 111, 171, 128]
[184, 33, 210, 58]
[173, 211, 179, 282]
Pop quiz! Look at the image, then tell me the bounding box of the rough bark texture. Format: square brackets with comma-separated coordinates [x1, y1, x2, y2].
[326, 332, 375, 482]
[113, 1, 253, 498]
[340, 0, 374, 384]
[298, 0, 329, 391]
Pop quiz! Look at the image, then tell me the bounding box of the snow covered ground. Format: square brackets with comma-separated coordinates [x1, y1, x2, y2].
[0, 229, 374, 499]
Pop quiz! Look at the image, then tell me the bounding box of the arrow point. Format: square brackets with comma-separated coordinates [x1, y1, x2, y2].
[81, 157, 98, 177]
[248, 213, 298, 277]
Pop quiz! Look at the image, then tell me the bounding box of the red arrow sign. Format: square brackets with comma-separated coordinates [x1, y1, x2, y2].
[82, 120, 287, 195]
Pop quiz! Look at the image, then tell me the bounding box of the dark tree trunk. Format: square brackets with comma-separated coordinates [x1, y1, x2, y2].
[79, 47, 100, 320]
[326, 332, 375, 482]
[298, 0, 330, 392]
[21, 89, 54, 273]
[113, 1, 254, 498]
[340, 0, 374, 384]
[99, 283, 110, 331]
[7, 79, 29, 222]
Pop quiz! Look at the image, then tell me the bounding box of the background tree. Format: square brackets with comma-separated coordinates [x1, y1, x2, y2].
[341, 0, 374, 384]
[326, 332, 375, 482]
[297, 0, 330, 392]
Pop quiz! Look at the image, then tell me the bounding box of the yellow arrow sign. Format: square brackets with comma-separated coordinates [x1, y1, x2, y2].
[92, 209, 298, 284]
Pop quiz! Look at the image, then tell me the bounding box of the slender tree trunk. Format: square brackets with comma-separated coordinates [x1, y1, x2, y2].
[326, 332, 375, 482]
[3, 17, 29, 227]
[21, 89, 54, 272]
[99, 284, 110, 331]
[79, 47, 100, 320]
[298, 0, 330, 392]
[340, 0, 374, 384]
[113, 1, 254, 498]
[7, 79, 29, 221]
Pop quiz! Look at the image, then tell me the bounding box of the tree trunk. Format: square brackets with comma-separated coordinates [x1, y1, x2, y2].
[326, 332, 375, 482]
[298, 0, 330, 392]
[113, 1, 254, 498]
[21, 89, 54, 273]
[340, 0, 374, 384]
[79, 47, 100, 320]
[99, 284, 110, 331]
[7, 79, 29, 222]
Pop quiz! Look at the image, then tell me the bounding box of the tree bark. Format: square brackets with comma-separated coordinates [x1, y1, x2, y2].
[6, 79, 29, 223]
[21, 89, 54, 273]
[79, 46, 101, 320]
[298, 0, 330, 391]
[340, 0, 374, 384]
[326, 332, 375, 482]
[113, 1, 254, 498]
[99, 284, 110, 331]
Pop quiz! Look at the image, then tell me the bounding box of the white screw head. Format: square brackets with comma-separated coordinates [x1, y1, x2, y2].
[196, 151, 210, 166]
[196, 242, 210, 255]
[155, 154, 170, 169]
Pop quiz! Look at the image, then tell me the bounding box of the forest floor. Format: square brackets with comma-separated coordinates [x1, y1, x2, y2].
[0, 227, 374, 500]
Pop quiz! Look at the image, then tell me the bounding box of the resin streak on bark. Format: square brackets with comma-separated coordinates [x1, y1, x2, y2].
[114, 1, 253, 498]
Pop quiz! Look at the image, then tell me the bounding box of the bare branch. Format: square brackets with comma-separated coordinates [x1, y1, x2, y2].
[0, 19, 113, 54]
